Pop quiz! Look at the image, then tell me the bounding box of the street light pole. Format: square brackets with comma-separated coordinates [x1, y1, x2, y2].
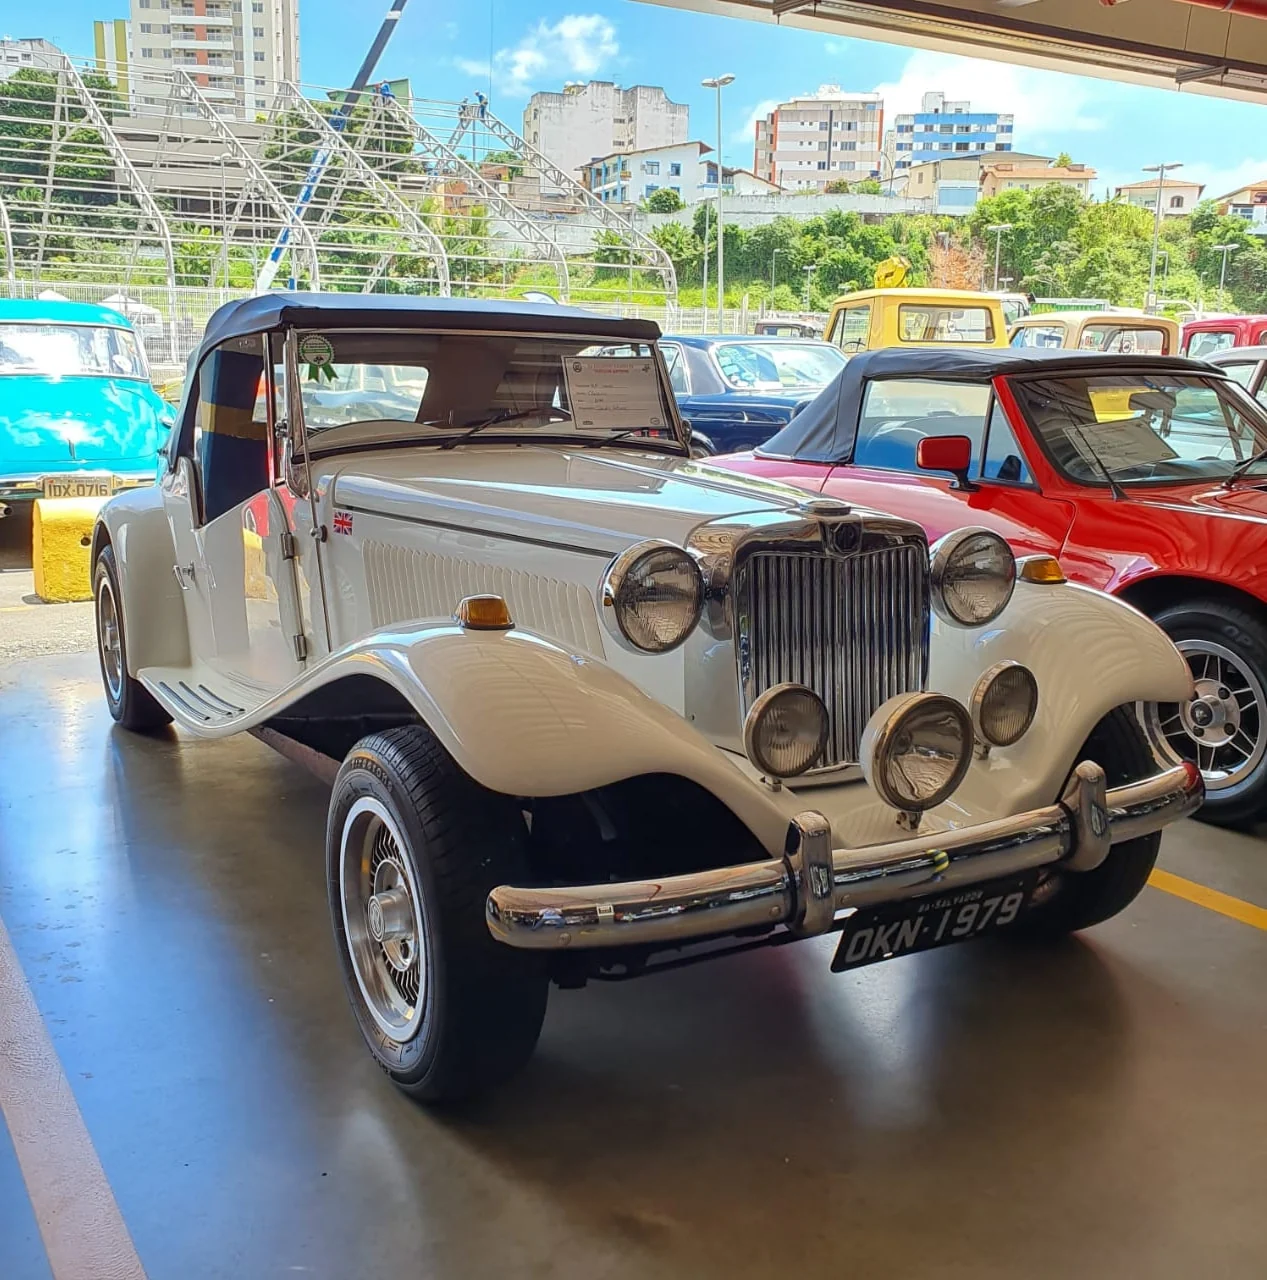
[987, 223, 1012, 291]
[1214, 242, 1241, 306]
[702, 74, 735, 332]
[1143, 162, 1182, 312]
[771, 247, 787, 298]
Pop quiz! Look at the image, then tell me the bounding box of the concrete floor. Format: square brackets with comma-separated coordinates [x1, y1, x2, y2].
[0, 648, 1264, 1279]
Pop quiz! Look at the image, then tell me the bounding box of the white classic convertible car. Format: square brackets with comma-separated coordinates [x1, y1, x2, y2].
[92, 294, 1202, 1100]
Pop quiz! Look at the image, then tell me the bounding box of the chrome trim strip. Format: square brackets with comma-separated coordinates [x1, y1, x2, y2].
[485, 762, 1202, 950]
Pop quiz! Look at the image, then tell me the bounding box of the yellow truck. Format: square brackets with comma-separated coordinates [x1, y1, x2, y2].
[824, 288, 1009, 354]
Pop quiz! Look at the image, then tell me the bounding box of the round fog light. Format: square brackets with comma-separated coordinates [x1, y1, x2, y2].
[744, 683, 830, 779]
[972, 661, 1038, 747]
[861, 692, 973, 813]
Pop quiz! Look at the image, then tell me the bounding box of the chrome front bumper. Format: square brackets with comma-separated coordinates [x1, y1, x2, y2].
[485, 761, 1203, 951]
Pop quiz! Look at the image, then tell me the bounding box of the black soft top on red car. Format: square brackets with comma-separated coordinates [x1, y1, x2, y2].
[758, 346, 1223, 464]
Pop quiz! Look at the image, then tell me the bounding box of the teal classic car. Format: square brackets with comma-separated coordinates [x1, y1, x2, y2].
[0, 299, 173, 512]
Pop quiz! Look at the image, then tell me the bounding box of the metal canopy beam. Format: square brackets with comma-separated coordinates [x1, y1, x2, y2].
[634, 0, 1267, 103]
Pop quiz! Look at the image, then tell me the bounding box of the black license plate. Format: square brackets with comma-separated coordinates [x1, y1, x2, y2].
[831, 872, 1039, 973]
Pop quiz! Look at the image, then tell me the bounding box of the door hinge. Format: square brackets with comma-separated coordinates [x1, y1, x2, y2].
[293, 633, 309, 662]
[280, 530, 297, 560]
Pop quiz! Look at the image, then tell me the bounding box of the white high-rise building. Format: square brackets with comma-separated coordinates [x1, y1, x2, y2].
[523, 81, 689, 180]
[128, 0, 300, 116]
[753, 87, 883, 192]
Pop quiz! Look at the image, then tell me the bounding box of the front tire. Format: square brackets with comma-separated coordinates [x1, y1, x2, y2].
[1146, 598, 1267, 826]
[327, 724, 548, 1102]
[1013, 707, 1162, 939]
[93, 544, 171, 732]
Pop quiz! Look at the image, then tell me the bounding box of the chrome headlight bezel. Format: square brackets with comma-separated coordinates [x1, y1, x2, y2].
[860, 691, 973, 813]
[601, 539, 705, 654]
[929, 528, 1017, 627]
[971, 660, 1038, 748]
[742, 682, 830, 779]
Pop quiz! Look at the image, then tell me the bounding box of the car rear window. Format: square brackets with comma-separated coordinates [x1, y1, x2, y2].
[898, 305, 995, 344]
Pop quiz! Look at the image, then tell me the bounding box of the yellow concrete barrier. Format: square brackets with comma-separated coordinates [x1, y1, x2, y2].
[32, 497, 108, 603]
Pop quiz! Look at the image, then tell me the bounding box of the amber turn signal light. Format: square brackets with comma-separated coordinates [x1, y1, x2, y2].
[1018, 555, 1066, 585]
[456, 594, 514, 630]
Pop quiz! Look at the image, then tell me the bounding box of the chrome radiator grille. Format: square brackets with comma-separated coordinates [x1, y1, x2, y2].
[737, 546, 930, 768]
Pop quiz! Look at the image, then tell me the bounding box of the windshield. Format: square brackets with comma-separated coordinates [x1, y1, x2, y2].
[1186, 330, 1237, 359]
[1079, 324, 1169, 355]
[898, 305, 995, 344]
[293, 330, 680, 448]
[0, 322, 147, 379]
[1011, 372, 1267, 487]
[711, 341, 845, 391]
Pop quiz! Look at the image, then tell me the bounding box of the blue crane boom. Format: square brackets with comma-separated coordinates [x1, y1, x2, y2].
[255, 0, 411, 292]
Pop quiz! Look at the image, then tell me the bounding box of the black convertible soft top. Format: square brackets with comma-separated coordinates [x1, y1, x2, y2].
[195, 292, 661, 368]
[757, 345, 1222, 464]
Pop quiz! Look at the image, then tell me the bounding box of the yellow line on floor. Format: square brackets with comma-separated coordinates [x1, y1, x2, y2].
[0, 914, 148, 1280]
[1149, 869, 1267, 932]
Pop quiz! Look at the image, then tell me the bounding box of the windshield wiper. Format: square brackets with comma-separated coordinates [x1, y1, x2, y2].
[1226, 447, 1267, 485]
[1066, 421, 1129, 501]
[575, 428, 667, 448]
[437, 407, 560, 450]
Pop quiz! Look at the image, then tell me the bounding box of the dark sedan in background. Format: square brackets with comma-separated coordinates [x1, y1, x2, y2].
[660, 334, 846, 456]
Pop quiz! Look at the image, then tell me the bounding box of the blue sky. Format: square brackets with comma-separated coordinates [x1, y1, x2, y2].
[30, 0, 1267, 198]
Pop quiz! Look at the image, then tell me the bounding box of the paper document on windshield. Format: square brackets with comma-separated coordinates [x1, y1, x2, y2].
[1067, 418, 1178, 470]
[563, 357, 666, 430]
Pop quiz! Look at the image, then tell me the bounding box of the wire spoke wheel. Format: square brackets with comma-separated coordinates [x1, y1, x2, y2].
[339, 796, 428, 1044]
[1146, 638, 1266, 794]
[96, 571, 124, 703]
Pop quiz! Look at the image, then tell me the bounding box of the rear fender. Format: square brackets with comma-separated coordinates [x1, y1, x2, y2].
[94, 488, 190, 672]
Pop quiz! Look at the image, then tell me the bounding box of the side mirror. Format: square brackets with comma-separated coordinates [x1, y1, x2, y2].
[916, 434, 976, 491]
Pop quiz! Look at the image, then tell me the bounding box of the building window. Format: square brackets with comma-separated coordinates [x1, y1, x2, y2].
[253, 26, 264, 36]
[141, 47, 153, 57]
[162, 48, 172, 57]
[955, 143, 970, 151]
[253, 1, 263, 8]
[645, 184, 658, 196]
[817, 161, 827, 170]
[254, 50, 265, 60]
[1169, 194, 1184, 209]
[642, 160, 660, 174]
[843, 141, 857, 151]
[669, 162, 680, 176]
[140, 22, 152, 32]
[255, 77, 264, 86]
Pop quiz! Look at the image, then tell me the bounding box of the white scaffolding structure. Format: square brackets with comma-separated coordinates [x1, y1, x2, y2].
[0, 57, 677, 365]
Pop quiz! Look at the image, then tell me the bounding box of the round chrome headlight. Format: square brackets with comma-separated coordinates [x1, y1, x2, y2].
[743, 683, 830, 779]
[860, 692, 973, 813]
[971, 661, 1038, 748]
[602, 541, 704, 653]
[930, 528, 1016, 627]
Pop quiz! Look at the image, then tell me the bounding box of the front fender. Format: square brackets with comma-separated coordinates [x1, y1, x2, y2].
[292, 624, 792, 854]
[94, 487, 189, 672]
[929, 580, 1192, 812]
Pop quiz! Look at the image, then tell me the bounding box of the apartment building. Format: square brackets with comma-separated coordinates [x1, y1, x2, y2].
[0, 37, 63, 81]
[979, 158, 1096, 199]
[886, 90, 1014, 176]
[1115, 177, 1206, 217]
[584, 141, 779, 204]
[523, 81, 689, 180]
[127, 0, 300, 116]
[753, 87, 882, 192]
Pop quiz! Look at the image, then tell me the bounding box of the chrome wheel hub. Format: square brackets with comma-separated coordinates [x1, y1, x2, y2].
[1147, 639, 1265, 795]
[96, 575, 123, 702]
[339, 797, 427, 1043]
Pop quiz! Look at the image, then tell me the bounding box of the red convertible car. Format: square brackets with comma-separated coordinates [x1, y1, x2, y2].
[715, 346, 1267, 825]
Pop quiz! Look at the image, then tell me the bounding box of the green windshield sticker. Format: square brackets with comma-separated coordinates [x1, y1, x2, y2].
[298, 334, 334, 366]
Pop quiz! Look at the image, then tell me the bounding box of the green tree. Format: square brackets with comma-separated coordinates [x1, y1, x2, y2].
[643, 186, 684, 213]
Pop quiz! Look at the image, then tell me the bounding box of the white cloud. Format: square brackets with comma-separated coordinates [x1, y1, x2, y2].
[491, 14, 619, 97]
[1175, 157, 1267, 202]
[732, 98, 779, 146]
[872, 50, 1105, 141]
[453, 56, 491, 78]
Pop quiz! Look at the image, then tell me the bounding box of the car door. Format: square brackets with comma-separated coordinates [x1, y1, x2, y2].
[820, 377, 1076, 557]
[166, 333, 306, 695]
